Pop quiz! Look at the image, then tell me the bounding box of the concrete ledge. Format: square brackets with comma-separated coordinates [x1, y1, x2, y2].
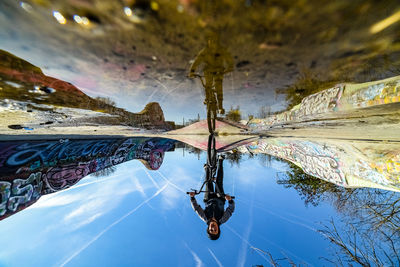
[248, 75, 400, 135]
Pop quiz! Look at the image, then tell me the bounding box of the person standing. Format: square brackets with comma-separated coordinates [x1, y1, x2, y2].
[189, 155, 235, 240]
[189, 33, 234, 115]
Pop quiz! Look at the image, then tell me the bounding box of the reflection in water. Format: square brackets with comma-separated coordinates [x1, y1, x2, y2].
[0, 49, 172, 132]
[0, 137, 176, 220]
[187, 33, 236, 240]
[188, 134, 235, 240]
[276, 162, 400, 265]
[244, 139, 400, 264]
[1, 0, 400, 265]
[0, 134, 399, 264]
[189, 32, 234, 117]
[237, 138, 400, 192]
[318, 188, 400, 265]
[180, 135, 400, 264]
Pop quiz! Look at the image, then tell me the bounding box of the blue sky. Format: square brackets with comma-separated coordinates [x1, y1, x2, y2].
[0, 148, 341, 266]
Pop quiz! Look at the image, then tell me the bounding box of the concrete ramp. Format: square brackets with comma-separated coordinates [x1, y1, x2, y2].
[167, 119, 247, 135]
[167, 134, 257, 152]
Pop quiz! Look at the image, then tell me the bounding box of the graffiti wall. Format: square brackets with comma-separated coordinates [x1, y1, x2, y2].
[248, 75, 400, 132]
[0, 172, 42, 217]
[247, 85, 344, 130]
[245, 139, 347, 186]
[339, 77, 400, 109]
[241, 138, 400, 192]
[0, 137, 176, 220]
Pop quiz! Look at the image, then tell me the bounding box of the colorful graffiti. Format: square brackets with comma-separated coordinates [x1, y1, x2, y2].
[242, 138, 400, 191]
[369, 153, 400, 179]
[294, 86, 343, 117]
[247, 85, 344, 130]
[247, 75, 400, 132]
[251, 139, 346, 186]
[3, 139, 119, 170]
[0, 137, 176, 220]
[341, 79, 400, 109]
[350, 160, 390, 186]
[0, 172, 42, 218]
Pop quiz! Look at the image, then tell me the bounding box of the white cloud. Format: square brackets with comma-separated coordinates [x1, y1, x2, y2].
[31, 166, 160, 237]
[191, 250, 204, 267]
[236, 202, 253, 267]
[142, 168, 161, 189]
[184, 242, 204, 267]
[156, 168, 198, 210]
[63, 197, 108, 225]
[208, 248, 223, 267]
[69, 213, 103, 230]
[130, 176, 147, 198]
[59, 184, 168, 267]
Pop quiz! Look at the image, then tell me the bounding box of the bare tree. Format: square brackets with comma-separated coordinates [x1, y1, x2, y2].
[319, 219, 400, 266]
[250, 246, 307, 267]
[276, 161, 348, 207]
[257, 105, 271, 118]
[95, 96, 116, 107]
[225, 149, 242, 166]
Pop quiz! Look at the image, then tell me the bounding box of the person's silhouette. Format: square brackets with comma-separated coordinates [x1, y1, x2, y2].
[189, 144, 234, 240]
[189, 33, 234, 115]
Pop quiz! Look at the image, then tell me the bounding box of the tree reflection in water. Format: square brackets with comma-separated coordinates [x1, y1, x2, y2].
[279, 159, 400, 265]
[214, 151, 400, 265]
[277, 161, 349, 207]
[91, 166, 117, 178]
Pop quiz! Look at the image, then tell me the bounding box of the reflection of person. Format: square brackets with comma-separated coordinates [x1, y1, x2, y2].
[189, 33, 234, 114]
[189, 155, 235, 240]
